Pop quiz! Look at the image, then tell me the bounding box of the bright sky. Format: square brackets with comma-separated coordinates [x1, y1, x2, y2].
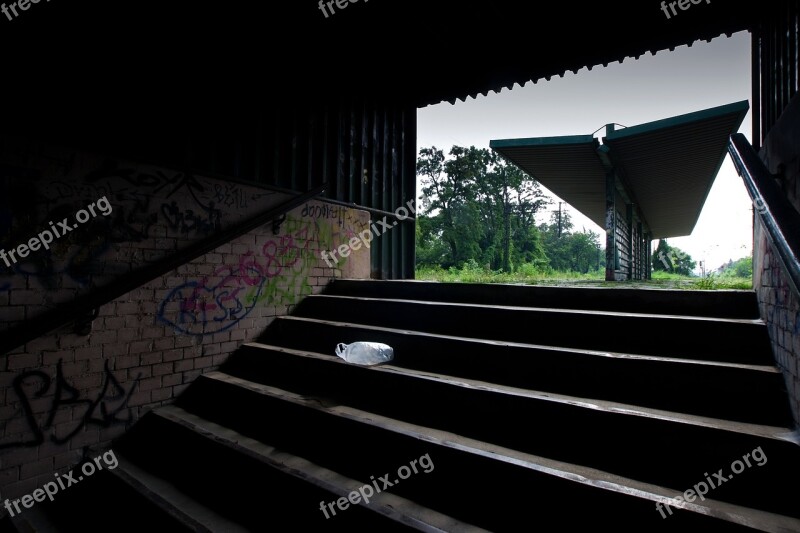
[417, 31, 753, 274]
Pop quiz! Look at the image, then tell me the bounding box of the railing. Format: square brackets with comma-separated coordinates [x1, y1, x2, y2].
[1, 184, 326, 355]
[728, 133, 800, 296]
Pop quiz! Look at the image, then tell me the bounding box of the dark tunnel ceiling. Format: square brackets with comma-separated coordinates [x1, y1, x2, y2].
[1, 0, 755, 116]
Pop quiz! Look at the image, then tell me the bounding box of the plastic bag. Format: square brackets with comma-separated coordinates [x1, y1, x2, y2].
[335, 342, 394, 366]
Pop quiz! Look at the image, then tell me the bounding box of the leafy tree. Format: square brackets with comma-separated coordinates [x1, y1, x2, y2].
[415, 213, 450, 267]
[567, 230, 603, 273]
[652, 239, 696, 275]
[538, 210, 602, 273]
[474, 154, 549, 271]
[416, 145, 603, 275]
[718, 256, 753, 278]
[417, 146, 487, 268]
[417, 145, 548, 271]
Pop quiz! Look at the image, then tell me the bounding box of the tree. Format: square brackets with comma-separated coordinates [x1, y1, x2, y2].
[718, 255, 753, 278]
[417, 146, 486, 267]
[540, 210, 571, 270]
[538, 210, 602, 273]
[474, 154, 549, 271]
[417, 145, 548, 271]
[415, 214, 450, 267]
[652, 239, 696, 276]
[568, 230, 603, 273]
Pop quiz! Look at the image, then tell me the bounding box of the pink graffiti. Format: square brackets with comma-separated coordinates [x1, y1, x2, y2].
[163, 234, 312, 334]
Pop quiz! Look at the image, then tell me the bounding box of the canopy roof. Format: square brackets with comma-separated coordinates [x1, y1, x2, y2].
[490, 101, 750, 239]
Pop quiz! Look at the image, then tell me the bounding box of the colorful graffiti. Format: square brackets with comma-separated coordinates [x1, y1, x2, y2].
[157, 214, 332, 335]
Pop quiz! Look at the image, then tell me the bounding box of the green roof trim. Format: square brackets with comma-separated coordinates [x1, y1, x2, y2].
[490, 134, 598, 150]
[604, 100, 750, 141]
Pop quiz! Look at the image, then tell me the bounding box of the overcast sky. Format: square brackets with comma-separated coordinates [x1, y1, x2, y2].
[417, 31, 753, 273]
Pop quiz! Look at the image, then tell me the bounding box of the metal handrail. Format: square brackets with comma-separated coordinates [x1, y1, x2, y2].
[1, 184, 326, 355]
[728, 133, 800, 296]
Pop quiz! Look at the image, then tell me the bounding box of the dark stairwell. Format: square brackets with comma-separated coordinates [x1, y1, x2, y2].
[0, 3, 797, 531]
[16, 280, 800, 532]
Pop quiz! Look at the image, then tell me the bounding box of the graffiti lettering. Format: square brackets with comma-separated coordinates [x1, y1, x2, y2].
[161, 201, 221, 236]
[212, 183, 275, 210]
[156, 213, 339, 335]
[301, 203, 342, 221]
[0, 359, 140, 449]
[158, 232, 311, 335]
[0, 158, 237, 294]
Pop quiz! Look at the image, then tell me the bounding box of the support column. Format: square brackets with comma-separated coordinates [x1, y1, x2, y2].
[605, 171, 617, 282]
[627, 203, 634, 280]
[637, 221, 643, 280]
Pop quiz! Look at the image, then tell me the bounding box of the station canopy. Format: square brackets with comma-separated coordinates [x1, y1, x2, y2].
[490, 101, 749, 239]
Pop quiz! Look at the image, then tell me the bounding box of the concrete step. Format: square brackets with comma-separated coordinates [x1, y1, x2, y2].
[255, 317, 792, 426]
[3, 459, 198, 533]
[207, 352, 800, 520]
[24, 281, 789, 532]
[291, 295, 772, 364]
[113, 405, 480, 532]
[172, 371, 797, 532]
[324, 280, 761, 319]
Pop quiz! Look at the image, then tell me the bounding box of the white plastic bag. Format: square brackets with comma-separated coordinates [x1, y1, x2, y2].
[335, 342, 394, 366]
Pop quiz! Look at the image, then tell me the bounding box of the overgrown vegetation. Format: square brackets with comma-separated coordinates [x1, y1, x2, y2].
[416, 264, 751, 289]
[416, 146, 603, 275]
[414, 145, 752, 290]
[717, 256, 753, 278]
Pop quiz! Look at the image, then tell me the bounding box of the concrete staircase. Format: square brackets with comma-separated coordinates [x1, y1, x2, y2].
[17, 281, 800, 532]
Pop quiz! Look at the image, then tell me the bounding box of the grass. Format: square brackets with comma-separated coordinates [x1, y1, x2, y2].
[415, 265, 752, 291]
[650, 271, 752, 290]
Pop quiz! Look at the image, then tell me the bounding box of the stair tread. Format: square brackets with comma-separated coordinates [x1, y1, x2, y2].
[326, 279, 761, 320]
[277, 316, 779, 371]
[150, 404, 489, 533]
[309, 294, 766, 325]
[242, 342, 798, 441]
[188, 371, 800, 532]
[109, 454, 250, 533]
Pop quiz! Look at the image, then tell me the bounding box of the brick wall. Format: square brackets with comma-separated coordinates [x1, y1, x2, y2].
[754, 218, 800, 425]
[0, 138, 365, 333]
[0, 141, 371, 504]
[754, 94, 800, 426]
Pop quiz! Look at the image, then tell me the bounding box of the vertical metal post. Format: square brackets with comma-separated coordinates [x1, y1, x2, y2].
[627, 203, 634, 280]
[751, 25, 762, 149]
[404, 106, 418, 279]
[637, 221, 643, 280]
[605, 170, 617, 282]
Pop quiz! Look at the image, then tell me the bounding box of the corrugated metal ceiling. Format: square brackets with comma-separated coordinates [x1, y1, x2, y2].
[0, 1, 754, 113]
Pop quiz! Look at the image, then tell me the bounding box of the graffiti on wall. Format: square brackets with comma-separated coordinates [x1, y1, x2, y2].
[0, 157, 276, 292]
[300, 202, 347, 226]
[157, 214, 322, 335]
[0, 360, 140, 449]
[157, 208, 365, 336]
